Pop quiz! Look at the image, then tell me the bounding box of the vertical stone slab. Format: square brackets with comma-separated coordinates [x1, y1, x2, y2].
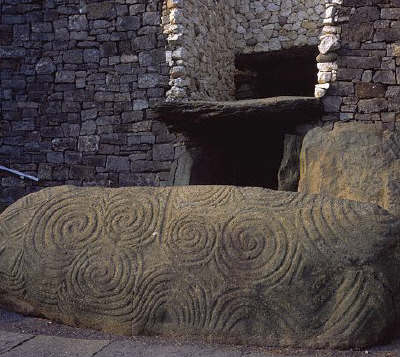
[299, 122, 400, 217]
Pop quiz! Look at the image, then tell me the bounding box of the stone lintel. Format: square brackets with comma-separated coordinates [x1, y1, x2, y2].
[156, 96, 322, 136]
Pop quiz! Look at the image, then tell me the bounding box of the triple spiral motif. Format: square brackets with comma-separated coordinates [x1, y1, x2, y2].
[62, 247, 141, 318]
[0, 185, 389, 345]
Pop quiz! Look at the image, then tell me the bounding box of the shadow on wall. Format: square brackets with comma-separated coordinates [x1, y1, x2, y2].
[235, 46, 319, 100]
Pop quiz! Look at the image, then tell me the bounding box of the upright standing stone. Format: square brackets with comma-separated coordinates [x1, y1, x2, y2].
[298, 122, 400, 217]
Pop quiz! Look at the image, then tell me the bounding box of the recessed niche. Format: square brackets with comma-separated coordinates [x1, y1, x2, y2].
[187, 127, 285, 189]
[160, 98, 322, 190]
[235, 46, 319, 100]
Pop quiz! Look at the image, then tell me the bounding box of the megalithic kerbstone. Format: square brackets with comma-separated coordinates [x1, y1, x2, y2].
[0, 185, 399, 349]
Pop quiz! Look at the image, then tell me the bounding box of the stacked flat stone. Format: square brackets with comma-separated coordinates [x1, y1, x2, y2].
[233, 0, 325, 54]
[319, 0, 400, 124]
[163, 0, 236, 101]
[314, 1, 343, 99]
[0, 0, 176, 208]
[163, 0, 326, 102]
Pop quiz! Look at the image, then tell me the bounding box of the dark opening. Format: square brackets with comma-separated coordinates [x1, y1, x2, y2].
[170, 46, 320, 190]
[186, 124, 285, 190]
[235, 46, 319, 100]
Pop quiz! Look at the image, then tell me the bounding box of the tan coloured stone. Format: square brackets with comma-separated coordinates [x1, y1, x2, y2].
[299, 122, 400, 217]
[0, 185, 399, 349]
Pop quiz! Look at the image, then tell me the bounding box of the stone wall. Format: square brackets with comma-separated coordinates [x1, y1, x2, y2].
[0, 0, 175, 207]
[3, 0, 400, 208]
[164, 0, 326, 102]
[316, 0, 400, 124]
[163, 0, 236, 101]
[233, 0, 325, 53]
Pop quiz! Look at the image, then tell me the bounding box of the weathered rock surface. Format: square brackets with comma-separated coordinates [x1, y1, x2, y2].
[298, 122, 400, 217]
[278, 134, 303, 192]
[157, 97, 321, 136]
[0, 185, 399, 349]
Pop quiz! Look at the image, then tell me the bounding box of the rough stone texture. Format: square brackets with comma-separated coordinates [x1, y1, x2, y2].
[163, 0, 325, 101]
[0, 331, 33, 354]
[316, 1, 400, 123]
[233, 0, 325, 54]
[0, 185, 399, 349]
[298, 122, 400, 217]
[0, 0, 175, 209]
[278, 134, 303, 192]
[163, 0, 236, 101]
[2, 0, 400, 210]
[157, 97, 321, 136]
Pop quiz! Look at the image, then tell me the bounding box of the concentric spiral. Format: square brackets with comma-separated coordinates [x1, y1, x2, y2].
[164, 215, 217, 266]
[105, 191, 161, 248]
[61, 247, 140, 319]
[216, 211, 297, 285]
[25, 192, 101, 268]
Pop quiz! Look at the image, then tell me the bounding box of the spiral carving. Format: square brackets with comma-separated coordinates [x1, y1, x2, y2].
[61, 247, 141, 319]
[216, 211, 298, 285]
[163, 214, 217, 266]
[297, 198, 400, 265]
[132, 267, 176, 331]
[167, 277, 209, 329]
[210, 289, 256, 333]
[25, 192, 101, 268]
[0, 250, 25, 296]
[0, 185, 396, 348]
[131, 268, 210, 332]
[104, 191, 161, 248]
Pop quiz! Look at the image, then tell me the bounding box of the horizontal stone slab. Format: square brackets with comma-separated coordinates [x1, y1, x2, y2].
[0, 185, 399, 349]
[156, 97, 322, 136]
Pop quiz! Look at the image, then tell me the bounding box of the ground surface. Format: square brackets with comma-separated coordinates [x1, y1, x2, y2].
[0, 309, 398, 356]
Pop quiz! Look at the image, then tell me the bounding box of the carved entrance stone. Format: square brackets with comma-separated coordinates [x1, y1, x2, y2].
[0, 185, 398, 349]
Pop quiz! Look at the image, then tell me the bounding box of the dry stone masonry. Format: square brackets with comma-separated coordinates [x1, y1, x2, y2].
[2, 1, 400, 350]
[163, 0, 236, 101]
[1, 0, 400, 206]
[316, 0, 400, 124]
[0, 0, 176, 208]
[164, 0, 326, 101]
[233, 0, 325, 53]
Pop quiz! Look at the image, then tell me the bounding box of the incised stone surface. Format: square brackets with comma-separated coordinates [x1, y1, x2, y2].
[0, 185, 399, 349]
[299, 122, 400, 217]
